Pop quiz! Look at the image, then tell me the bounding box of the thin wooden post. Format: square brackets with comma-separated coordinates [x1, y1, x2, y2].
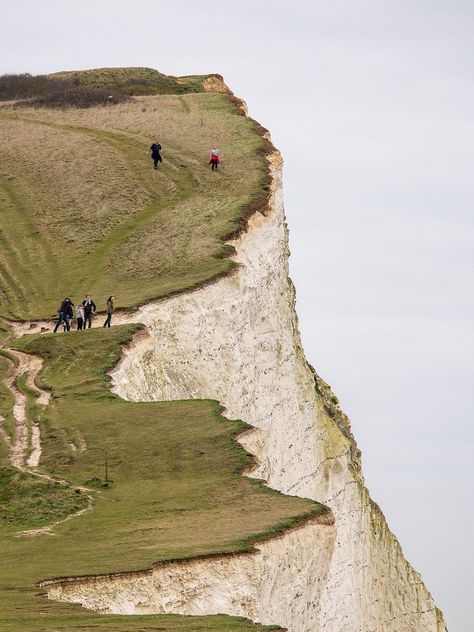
[104, 449, 109, 484]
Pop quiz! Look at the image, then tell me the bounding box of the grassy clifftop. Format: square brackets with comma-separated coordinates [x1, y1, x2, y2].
[49, 66, 228, 95]
[0, 67, 266, 320]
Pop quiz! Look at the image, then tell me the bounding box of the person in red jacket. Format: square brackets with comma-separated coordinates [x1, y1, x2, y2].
[209, 146, 220, 171]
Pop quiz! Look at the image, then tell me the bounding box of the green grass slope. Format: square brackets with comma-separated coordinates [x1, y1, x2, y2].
[0, 326, 327, 631]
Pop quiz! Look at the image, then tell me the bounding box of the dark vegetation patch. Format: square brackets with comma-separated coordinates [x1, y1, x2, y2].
[16, 87, 131, 110]
[0, 68, 209, 109]
[0, 73, 70, 100]
[0, 73, 130, 109]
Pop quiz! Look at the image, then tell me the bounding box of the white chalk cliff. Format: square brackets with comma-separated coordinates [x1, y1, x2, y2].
[44, 134, 447, 630]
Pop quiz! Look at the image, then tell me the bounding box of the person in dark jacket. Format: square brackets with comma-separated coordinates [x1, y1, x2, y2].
[150, 141, 162, 169]
[103, 296, 115, 328]
[82, 294, 96, 329]
[53, 298, 74, 333]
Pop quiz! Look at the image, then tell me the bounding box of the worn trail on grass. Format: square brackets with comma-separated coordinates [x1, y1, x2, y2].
[0, 337, 95, 537]
[5, 348, 49, 469]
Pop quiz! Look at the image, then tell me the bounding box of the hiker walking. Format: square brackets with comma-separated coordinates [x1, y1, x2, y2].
[75, 303, 85, 330]
[209, 146, 220, 171]
[53, 298, 74, 333]
[103, 296, 114, 328]
[150, 141, 162, 170]
[82, 294, 96, 329]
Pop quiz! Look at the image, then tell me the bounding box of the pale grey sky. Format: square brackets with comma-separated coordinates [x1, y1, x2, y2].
[2, 2, 473, 629]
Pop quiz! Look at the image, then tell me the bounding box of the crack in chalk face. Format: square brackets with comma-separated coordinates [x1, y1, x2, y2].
[108, 155, 446, 632]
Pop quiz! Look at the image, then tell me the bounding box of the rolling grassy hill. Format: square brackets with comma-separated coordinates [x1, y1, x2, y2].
[0, 69, 322, 631]
[49, 66, 224, 95]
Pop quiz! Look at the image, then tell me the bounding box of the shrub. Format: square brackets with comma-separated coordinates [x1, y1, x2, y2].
[15, 87, 132, 109]
[1, 73, 132, 109]
[0, 73, 69, 100]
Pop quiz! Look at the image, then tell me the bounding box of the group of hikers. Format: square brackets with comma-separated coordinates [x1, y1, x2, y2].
[53, 295, 115, 333]
[150, 142, 220, 171]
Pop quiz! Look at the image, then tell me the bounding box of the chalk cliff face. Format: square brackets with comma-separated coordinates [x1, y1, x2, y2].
[44, 148, 446, 631]
[45, 518, 336, 630]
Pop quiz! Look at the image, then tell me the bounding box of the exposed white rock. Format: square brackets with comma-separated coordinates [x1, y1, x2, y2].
[44, 517, 335, 630]
[26, 423, 41, 468]
[45, 150, 446, 630]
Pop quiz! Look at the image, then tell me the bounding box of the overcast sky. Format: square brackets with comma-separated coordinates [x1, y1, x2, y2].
[2, 2, 473, 629]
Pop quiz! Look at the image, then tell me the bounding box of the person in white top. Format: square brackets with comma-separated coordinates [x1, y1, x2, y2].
[75, 304, 85, 330]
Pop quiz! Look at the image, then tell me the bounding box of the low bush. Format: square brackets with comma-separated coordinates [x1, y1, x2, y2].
[1, 74, 132, 109]
[0, 73, 69, 100]
[15, 86, 132, 109]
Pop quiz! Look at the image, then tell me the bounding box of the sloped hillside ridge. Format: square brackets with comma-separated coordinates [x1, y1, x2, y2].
[42, 131, 447, 629]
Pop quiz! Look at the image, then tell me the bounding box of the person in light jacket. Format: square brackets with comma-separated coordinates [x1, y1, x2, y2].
[75, 304, 84, 330]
